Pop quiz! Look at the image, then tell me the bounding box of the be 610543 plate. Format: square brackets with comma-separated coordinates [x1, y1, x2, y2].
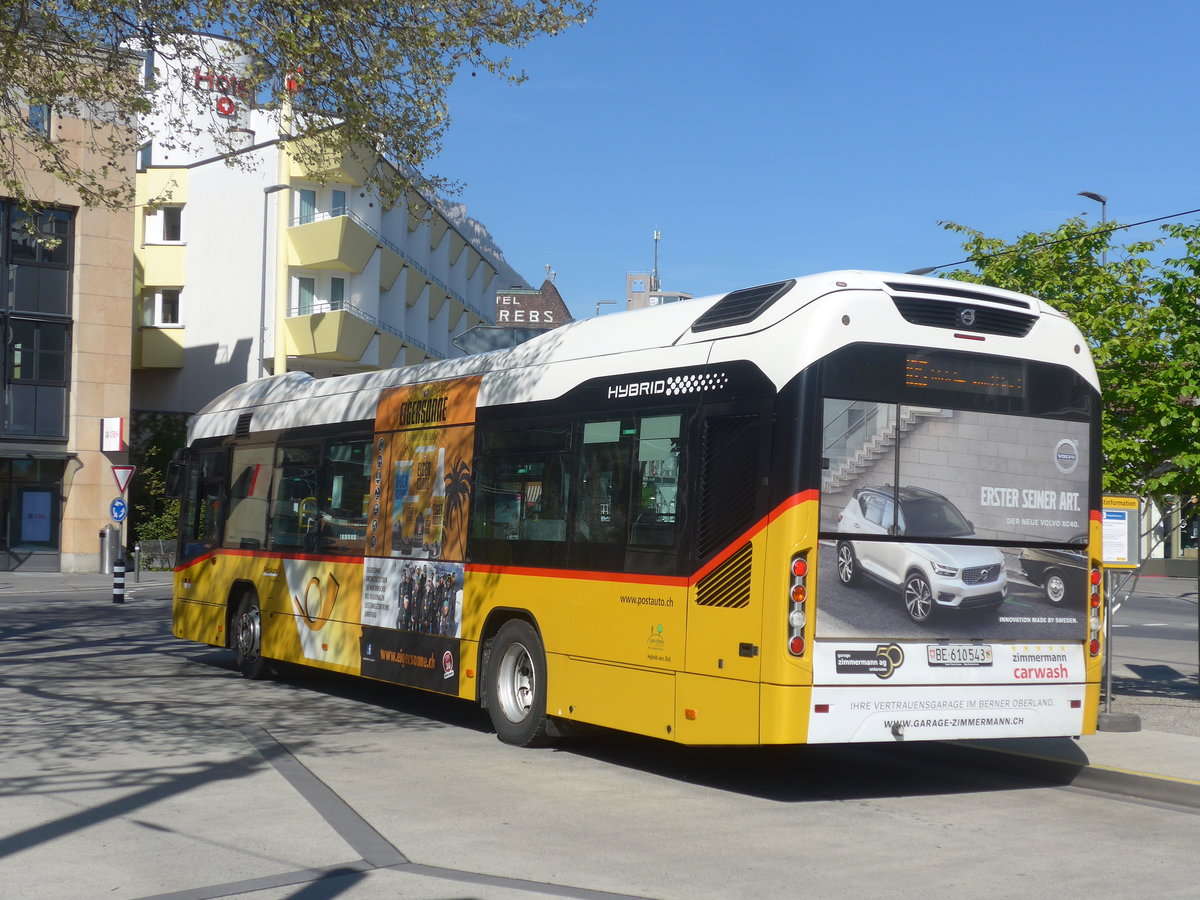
[927, 644, 993, 666]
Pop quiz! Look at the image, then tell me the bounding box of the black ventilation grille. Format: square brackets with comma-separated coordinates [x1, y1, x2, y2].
[235, 412, 253, 437]
[892, 297, 1036, 337]
[696, 415, 760, 558]
[884, 281, 1032, 310]
[691, 279, 796, 333]
[695, 543, 753, 608]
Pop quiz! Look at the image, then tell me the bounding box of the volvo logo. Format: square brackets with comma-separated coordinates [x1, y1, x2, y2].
[957, 307, 977, 327]
[1054, 438, 1080, 474]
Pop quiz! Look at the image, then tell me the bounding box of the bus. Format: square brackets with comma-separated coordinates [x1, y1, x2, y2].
[171, 270, 1104, 746]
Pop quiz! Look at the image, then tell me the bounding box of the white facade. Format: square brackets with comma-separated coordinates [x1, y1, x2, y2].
[133, 35, 525, 415]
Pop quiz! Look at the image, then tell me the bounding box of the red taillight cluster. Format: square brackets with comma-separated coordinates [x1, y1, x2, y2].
[1088, 565, 1102, 656]
[788, 553, 809, 656]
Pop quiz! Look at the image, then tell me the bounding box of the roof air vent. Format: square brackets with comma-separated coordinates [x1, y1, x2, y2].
[691, 279, 796, 333]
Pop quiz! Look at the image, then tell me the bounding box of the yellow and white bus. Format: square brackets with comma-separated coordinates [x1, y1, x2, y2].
[171, 270, 1104, 746]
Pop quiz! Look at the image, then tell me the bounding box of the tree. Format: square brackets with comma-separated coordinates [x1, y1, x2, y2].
[1, 1, 594, 209]
[940, 217, 1200, 499]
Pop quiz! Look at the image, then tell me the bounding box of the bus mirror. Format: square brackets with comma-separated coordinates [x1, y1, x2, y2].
[165, 449, 186, 499]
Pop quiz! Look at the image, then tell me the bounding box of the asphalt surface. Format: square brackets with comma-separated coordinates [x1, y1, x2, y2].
[0, 567, 1196, 898]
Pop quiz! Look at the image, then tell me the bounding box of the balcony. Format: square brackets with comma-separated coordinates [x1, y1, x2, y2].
[139, 243, 186, 286]
[287, 212, 377, 273]
[284, 300, 438, 367]
[286, 138, 374, 187]
[136, 327, 184, 368]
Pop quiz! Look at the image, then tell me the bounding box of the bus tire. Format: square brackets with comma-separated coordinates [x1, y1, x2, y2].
[485, 619, 552, 747]
[233, 590, 271, 680]
[903, 572, 935, 623]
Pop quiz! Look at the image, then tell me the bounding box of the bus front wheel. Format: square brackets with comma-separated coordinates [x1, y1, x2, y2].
[485, 619, 552, 747]
[233, 591, 271, 680]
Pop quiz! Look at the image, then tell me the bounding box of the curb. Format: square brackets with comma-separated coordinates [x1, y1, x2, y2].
[945, 741, 1200, 809]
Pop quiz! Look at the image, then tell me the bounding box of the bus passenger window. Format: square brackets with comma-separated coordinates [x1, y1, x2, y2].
[269, 444, 321, 551]
[318, 439, 370, 555]
[572, 419, 633, 567]
[630, 415, 682, 548]
[471, 423, 571, 566]
[224, 445, 272, 550]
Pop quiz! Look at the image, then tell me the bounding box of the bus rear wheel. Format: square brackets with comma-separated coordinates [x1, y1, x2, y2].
[485, 619, 552, 747]
[233, 590, 271, 680]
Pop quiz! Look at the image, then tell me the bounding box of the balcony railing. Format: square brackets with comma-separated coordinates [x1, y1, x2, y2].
[289, 208, 489, 320]
[288, 297, 434, 356]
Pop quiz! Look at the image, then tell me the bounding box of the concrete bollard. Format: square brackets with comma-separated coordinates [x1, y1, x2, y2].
[113, 558, 126, 604]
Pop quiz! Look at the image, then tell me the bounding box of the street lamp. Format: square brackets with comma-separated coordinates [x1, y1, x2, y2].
[595, 300, 616, 317]
[1078, 191, 1108, 265]
[260, 184, 290, 377]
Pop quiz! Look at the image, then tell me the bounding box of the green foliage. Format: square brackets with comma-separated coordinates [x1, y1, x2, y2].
[128, 411, 188, 545]
[940, 218, 1200, 499]
[1, 1, 594, 209]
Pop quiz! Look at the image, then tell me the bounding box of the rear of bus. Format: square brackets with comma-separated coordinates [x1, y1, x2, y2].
[782, 277, 1102, 743]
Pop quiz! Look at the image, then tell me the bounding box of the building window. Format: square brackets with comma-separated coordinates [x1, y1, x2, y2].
[145, 205, 183, 244]
[296, 276, 315, 315]
[9, 207, 71, 265]
[4, 319, 69, 439]
[296, 189, 316, 225]
[138, 142, 152, 170]
[0, 200, 73, 442]
[142, 289, 181, 326]
[27, 104, 50, 137]
[331, 190, 347, 217]
[330, 277, 345, 308]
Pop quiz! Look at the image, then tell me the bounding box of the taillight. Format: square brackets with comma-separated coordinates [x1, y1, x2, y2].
[788, 551, 809, 657]
[1088, 565, 1102, 656]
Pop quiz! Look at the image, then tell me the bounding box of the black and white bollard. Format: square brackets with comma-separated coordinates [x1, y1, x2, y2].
[113, 558, 126, 604]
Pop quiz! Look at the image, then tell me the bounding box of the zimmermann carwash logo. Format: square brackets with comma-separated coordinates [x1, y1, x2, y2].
[607, 372, 729, 400]
[1054, 438, 1079, 475]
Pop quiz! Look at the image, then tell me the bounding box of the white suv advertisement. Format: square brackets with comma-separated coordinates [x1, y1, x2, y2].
[834, 486, 1007, 623]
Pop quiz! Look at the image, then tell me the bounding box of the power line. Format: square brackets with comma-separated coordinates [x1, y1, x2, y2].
[917, 205, 1200, 274]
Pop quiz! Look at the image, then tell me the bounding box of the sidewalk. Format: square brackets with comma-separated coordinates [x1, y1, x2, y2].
[2, 568, 1198, 808]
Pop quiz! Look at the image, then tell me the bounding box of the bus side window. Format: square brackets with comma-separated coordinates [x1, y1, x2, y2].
[571, 419, 634, 569]
[470, 423, 570, 566]
[317, 438, 370, 555]
[269, 444, 321, 552]
[224, 445, 272, 551]
[629, 414, 682, 548]
[179, 449, 226, 564]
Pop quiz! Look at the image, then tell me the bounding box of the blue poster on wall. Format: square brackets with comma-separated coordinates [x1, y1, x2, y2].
[21, 490, 52, 543]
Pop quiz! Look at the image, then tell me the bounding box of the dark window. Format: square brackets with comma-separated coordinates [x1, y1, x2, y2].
[162, 206, 182, 242]
[179, 449, 226, 564]
[27, 104, 50, 137]
[317, 438, 370, 555]
[269, 444, 322, 551]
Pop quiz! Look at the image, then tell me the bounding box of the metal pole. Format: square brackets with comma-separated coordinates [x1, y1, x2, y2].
[1103, 570, 1113, 713]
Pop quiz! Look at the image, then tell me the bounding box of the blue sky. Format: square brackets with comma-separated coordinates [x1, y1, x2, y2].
[434, 1, 1198, 319]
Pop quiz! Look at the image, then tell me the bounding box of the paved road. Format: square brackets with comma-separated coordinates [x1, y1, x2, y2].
[1, 580, 1197, 898]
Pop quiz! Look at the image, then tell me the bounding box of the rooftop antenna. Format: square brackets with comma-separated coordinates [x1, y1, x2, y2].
[651, 230, 661, 291]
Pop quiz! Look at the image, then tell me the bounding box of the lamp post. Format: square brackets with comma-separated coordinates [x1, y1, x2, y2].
[595, 300, 616, 317]
[260, 184, 290, 378]
[1078, 191, 1108, 265]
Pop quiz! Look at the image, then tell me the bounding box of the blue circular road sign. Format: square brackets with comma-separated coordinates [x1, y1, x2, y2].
[110, 497, 128, 523]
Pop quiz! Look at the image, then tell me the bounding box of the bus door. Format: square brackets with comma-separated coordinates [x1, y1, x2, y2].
[684, 400, 772, 683]
[175, 448, 228, 643]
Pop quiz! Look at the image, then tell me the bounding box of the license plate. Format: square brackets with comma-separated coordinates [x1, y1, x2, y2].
[927, 644, 993, 666]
